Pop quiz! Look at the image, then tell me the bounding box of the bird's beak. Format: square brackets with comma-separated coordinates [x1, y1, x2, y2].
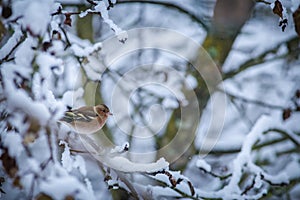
[108, 112, 113, 116]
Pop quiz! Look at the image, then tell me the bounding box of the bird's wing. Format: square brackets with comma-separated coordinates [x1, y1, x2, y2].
[61, 106, 96, 123]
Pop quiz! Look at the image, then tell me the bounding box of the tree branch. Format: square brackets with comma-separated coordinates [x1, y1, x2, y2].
[116, 0, 208, 31]
[223, 36, 299, 80]
[218, 88, 287, 110]
[0, 34, 26, 65]
[255, 0, 271, 5]
[264, 128, 300, 149]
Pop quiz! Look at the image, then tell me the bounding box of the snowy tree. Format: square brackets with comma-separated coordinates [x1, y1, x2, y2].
[1, 0, 300, 199]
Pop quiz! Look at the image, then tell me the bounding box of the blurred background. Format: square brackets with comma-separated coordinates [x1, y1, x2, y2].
[1, 0, 300, 199]
[74, 0, 300, 198]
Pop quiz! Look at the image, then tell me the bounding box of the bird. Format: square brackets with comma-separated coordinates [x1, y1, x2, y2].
[60, 104, 113, 134]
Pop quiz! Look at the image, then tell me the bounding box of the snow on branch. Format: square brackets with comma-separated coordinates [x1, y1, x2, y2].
[1, 0, 299, 199]
[79, 1, 128, 43]
[214, 114, 297, 199]
[0, 0, 127, 199]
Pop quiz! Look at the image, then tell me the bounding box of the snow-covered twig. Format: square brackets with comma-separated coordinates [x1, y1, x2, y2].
[264, 128, 300, 148]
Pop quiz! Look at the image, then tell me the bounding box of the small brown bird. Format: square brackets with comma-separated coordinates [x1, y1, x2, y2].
[60, 104, 113, 134]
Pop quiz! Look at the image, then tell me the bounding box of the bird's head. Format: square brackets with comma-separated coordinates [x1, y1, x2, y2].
[95, 104, 113, 118]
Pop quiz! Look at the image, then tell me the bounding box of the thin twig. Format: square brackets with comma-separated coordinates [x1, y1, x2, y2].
[70, 149, 91, 154]
[116, 0, 208, 31]
[28, 175, 37, 200]
[115, 171, 140, 200]
[0, 34, 26, 65]
[59, 25, 72, 50]
[218, 88, 287, 110]
[255, 0, 271, 5]
[276, 148, 300, 156]
[199, 167, 232, 181]
[264, 128, 300, 149]
[241, 175, 256, 195]
[198, 133, 291, 155]
[52, 11, 80, 16]
[223, 36, 299, 80]
[144, 170, 198, 199]
[86, 0, 97, 6]
[261, 174, 288, 186]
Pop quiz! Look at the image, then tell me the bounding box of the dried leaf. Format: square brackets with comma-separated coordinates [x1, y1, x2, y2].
[169, 177, 177, 187]
[293, 6, 300, 37]
[0, 148, 18, 178]
[273, 0, 283, 18]
[13, 176, 22, 189]
[64, 14, 72, 27]
[27, 118, 41, 133]
[272, 1, 288, 32]
[65, 195, 75, 200]
[23, 133, 37, 144]
[282, 108, 292, 120]
[164, 171, 177, 187]
[35, 193, 53, 200]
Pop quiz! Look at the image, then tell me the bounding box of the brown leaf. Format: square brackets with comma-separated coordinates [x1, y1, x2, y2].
[0, 148, 18, 178]
[169, 177, 177, 187]
[27, 118, 41, 133]
[293, 6, 300, 37]
[273, 0, 283, 18]
[23, 133, 37, 145]
[164, 171, 177, 187]
[282, 108, 292, 120]
[13, 176, 22, 189]
[65, 195, 75, 200]
[64, 14, 72, 27]
[35, 193, 53, 200]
